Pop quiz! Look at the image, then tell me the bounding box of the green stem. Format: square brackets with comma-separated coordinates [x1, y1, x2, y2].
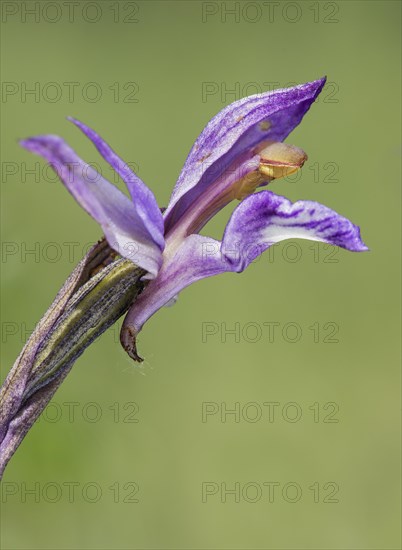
[0, 240, 144, 478]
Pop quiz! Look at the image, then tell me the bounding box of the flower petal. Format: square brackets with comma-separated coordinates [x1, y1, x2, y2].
[120, 234, 227, 359]
[120, 190, 367, 360]
[20, 135, 163, 277]
[221, 190, 368, 271]
[68, 117, 165, 250]
[165, 77, 326, 229]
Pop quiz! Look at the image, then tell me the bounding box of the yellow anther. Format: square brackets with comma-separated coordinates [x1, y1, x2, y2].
[233, 171, 266, 200]
[233, 141, 307, 200]
[258, 142, 307, 179]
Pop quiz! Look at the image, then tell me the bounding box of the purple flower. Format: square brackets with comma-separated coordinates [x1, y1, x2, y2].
[21, 77, 367, 361]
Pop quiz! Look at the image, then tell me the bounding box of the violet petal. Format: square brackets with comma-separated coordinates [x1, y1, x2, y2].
[122, 188, 367, 340]
[20, 135, 163, 277]
[165, 78, 326, 229]
[222, 190, 368, 271]
[121, 234, 227, 336]
[68, 117, 165, 250]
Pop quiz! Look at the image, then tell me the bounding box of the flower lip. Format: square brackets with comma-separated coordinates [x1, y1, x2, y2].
[121, 188, 368, 361]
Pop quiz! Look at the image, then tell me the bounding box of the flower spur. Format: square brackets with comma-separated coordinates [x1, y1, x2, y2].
[21, 77, 368, 362]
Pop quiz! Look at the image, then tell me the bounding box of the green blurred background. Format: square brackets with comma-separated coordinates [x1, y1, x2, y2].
[1, 1, 400, 548]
